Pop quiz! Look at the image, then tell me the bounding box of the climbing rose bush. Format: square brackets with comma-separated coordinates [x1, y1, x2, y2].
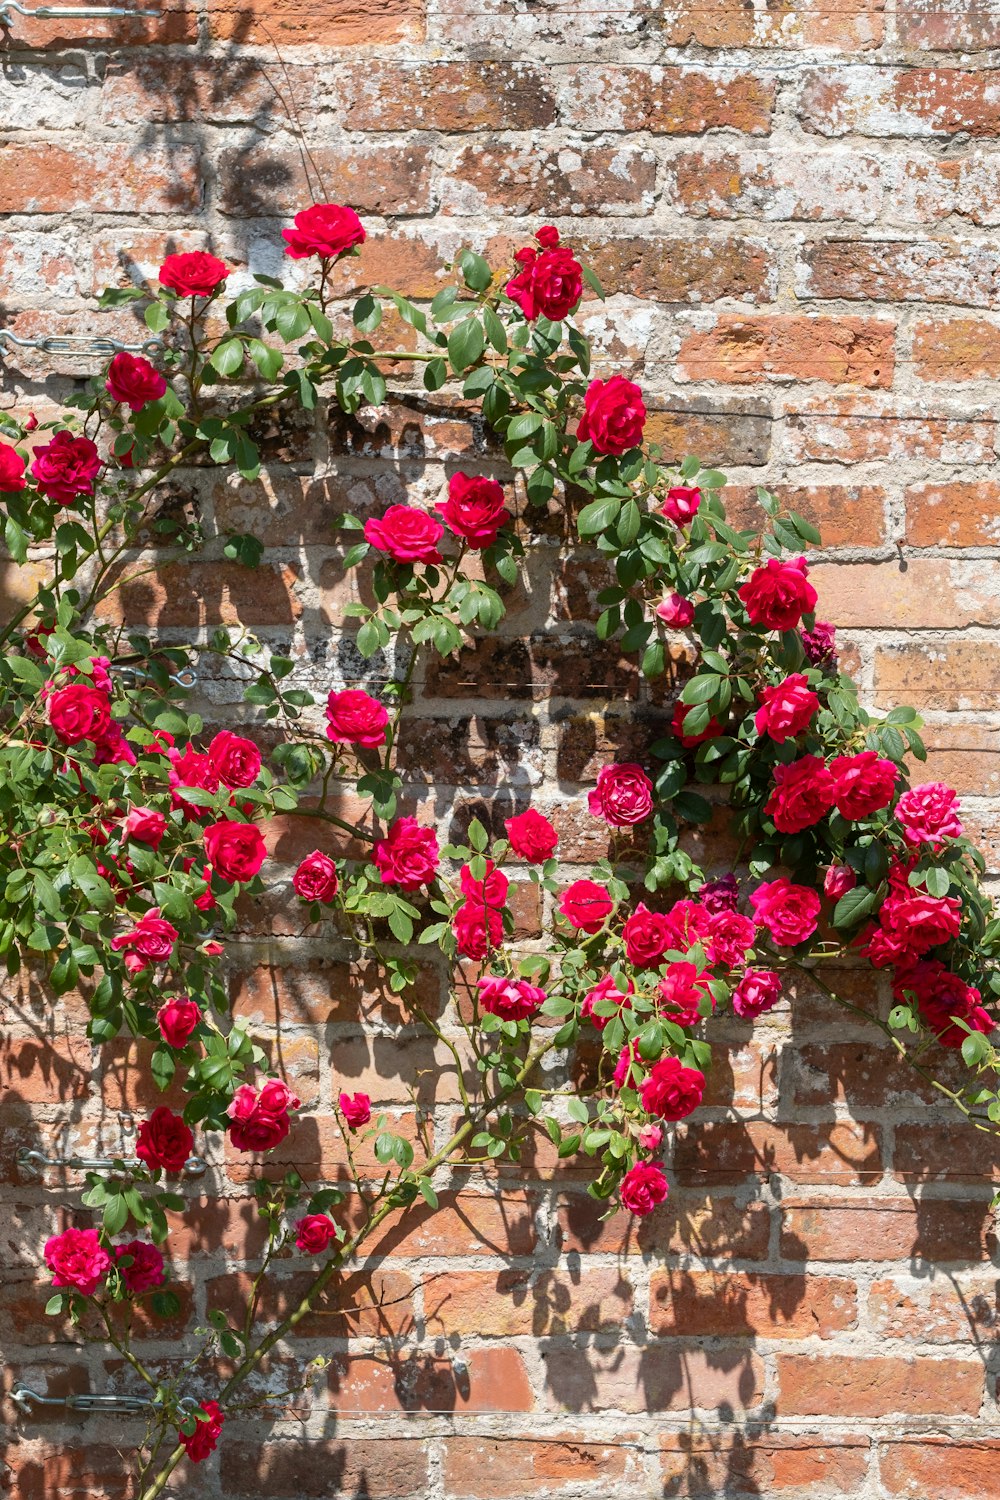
[1, 212, 999, 1497]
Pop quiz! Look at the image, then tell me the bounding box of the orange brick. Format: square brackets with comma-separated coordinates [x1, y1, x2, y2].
[869, 1275, 1000, 1343]
[905, 481, 1000, 546]
[775, 1352, 983, 1416]
[677, 316, 894, 388]
[874, 642, 1000, 712]
[784, 399, 995, 464]
[219, 1439, 427, 1496]
[333, 61, 555, 130]
[913, 319, 1000, 380]
[650, 1269, 858, 1338]
[440, 145, 656, 216]
[880, 1438, 1000, 1496]
[810, 558, 1000, 629]
[726, 483, 886, 548]
[660, 1433, 871, 1494]
[0, 141, 200, 214]
[207, 0, 424, 45]
[427, 1266, 633, 1337]
[780, 1198, 997, 1262]
[559, 65, 775, 134]
[329, 1346, 533, 1413]
[659, 0, 883, 47]
[672, 1119, 882, 1187]
[442, 1436, 632, 1496]
[218, 142, 433, 217]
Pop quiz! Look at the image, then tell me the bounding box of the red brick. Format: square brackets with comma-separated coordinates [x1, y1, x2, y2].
[101, 59, 317, 123]
[913, 319, 1000, 380]
[672, 1119, 882, 1187]
[219, 1439, 426, 1496]
[206, 1267, 413, 1340]
[798, 239, 1000, 307]
[869, 1275, 1000, 1343]
[94, 560, 302, 629]
[442, 1436, 633, 1496]
[874, 642, 1000, 712]
[0, 141, 200, 214]
[726, 483, 886, 547]
[427, 1267, 633, 1337]
[6, 1445, 138, 1499]
[810, 558, 1000, 629]
[329, 1346, 533, 1413]
[559, 66, 775, 134]
[677, 316, 894, 388]
[880, 1438, 1000, 1496]
[892, 1123, 1000, 1185]
[784, 399, 994, 464]
[3, 1, 193, 48]
[800, 67, 1000, 138]
[787, 1041, 958, 1110]
[555, 1191, 772, 1261]
[440, 145, 656, 216]
[333, 61, 555, 130]
[651, 1269, 857, 1338]
[207, 0, 423, 45]
[218, 143, 433, 217]
[229, 956, 444, 1027]
[222, 1110, 423, 1185]
[1, 1031, 93, 1106]
[543, 1345, 765, 1414]
[780, 1197, 997, 1262]
[424, 635, 641, 702]
[776, 1352, 983, 1416]
[660, 1433, 870, 1494]
[363, 1190, 538, 1258]
[578, 234, 777, 305]
[658, 0, 884, 47]
[667, 146, 884, 224]
[906, 481, 1000, 546]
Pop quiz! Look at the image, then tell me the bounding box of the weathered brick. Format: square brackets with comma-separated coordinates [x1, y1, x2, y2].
[913, 319, 1000, 381]
[219, 1439, 427, 1496]
[3, 1, 193, 49]
[559, 66, 775, 134]
[892, 1123, 1000, 1185]
[798, 239, 1000, 308]
[658, 0, 884, 48]
[869, 1276, 1000, 1344]
[906, 481, 1000, 545]
[874, 642, 1000, 712]
[809, 558, 1000, 629]
[783, 400, 994, 464]
[101, 59, 318, 124]
[880, 1439, 1000, 1498]
[331, 62, 556, 130]
[442, 1435, 633, 1496]
[775, 1352, 983, 1416]
[897, 0, 1000, 47]
[644, 399, 772, 467]
[579, 234, 776, 305]
[218, 143, 434, 217]
[543, 1345, 765, 1414]
[676, 315, 894, 388]
[440, 145, 657, 216]
[207, 0, 424, 45]
[328, 1346, 534, 1413]
[650, 1269, 858, 1339]
[672, 1119, 882, 1187]
[800, 67, 1000, 139]
[660, 1433, 870, 1495]
[0, 141, 200, 215]
[667, 146, 884, 224]
[780, 1197, 997, 1262]
[429, 1267, 633, 1336]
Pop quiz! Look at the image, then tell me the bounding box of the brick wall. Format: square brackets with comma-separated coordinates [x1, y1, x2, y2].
[3, 0, 1000, 1495]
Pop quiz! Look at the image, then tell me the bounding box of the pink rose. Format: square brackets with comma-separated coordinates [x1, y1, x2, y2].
[0, 438, 26, 492]
[655, 592, 695, 627]
[48, 683, 111, 745]
[802, 620, 837, 665]
[227, 1079, 300, 1153]
[179, 1400, 224, 1463]
[867, 890, 961, 961]
[661, 486, 701, 526]
[293, 850, 339, 903]
[31, 430, 102, 506]
[623, 903, 674, 968]
[477, 974, 546, 1022]
[505, 245, 583, 321]
[657, 962, 713, 1027]
[765, 755, 836, 834]
[738, 556, 817, 632]
[207, 730, 261, 789]
[829, 751, 898, 819]
[44, 1227, 110, 1296]
[613, 1038, 642, 1090]
[325, 689, 388, 748]
[638, 1123, 663, 1152]
[364, 504, 443, 563]
[105, 352, 167, 412]
[705, 909, 756, 967]
[824, 864, 856, 900]
[588, 763, 653, 826]
[339, 1091, 371, 1129]
[295, 1214, 339, 1254]
[168, 746, 220, 819]
[114, 1239, 165, 1294]
[620, 1160, 669, 1217]
[436, 473, 511, 549]
[640, 1055, 705, 1121]
[505, 808, 558, 863]
[699, 874, 739, 914]
[93, 721, 136, 768]
[754, 673, 819, 743]
[559, 879, 613, 934]
[282, 202, 365, 260]
[374, 816, 439, 891]
[750, 878, 821, 947]
[452, 900, 503, 961]
[159, 251, 228, 298]
[203, 821, 266, 883]
[732, 968, 783, 1019]
[894, 960, 992, 1049]
[672, 700, 724, 749]
[581, 974, 633, 1031]
[110, 908, 178, 973]
[577, 374, 647, 456]
[459, 858, 508, 910]
[157, 996, 201, 1048]
[136, 1106, 194, 1173]
[896, 782, 963, 849]
[124, 806, 167, 851]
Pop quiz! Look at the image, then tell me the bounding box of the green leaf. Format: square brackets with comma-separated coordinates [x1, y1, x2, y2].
[418, 1179, 439, 1209]
[353, 294, 383, 333]
[832, 885, 877, 928]
[447, 317, 485, 373]
[211, 339, 245, 377]
[578, 497, 621, 536]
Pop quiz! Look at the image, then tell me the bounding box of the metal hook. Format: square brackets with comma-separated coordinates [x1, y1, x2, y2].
[16, 1147, 207, 1180]
[10, 1386, 155, 1416]
[0, 331, 163, 358]
[113, 664, 198, 690]
[0, 1, 159, 22]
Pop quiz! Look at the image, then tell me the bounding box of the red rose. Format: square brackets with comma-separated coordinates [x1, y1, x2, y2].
[699, 874, 740, 914]
[505, 808, 558, 863]
[325, 689, 388, 748]
[705, 909, 757, 967]
[114, 1239, 165, 1294]
[105, 352, 167, 412]
[749, 878, 821, 947]
[477, 974, 546, 1022]
[640, 1055, 705, 1121]
[754, 673, 819, 743]
[661, 899, 715, 954]
[179, 1401, 224, 1464]
[374, 816, 439, 891]
[124, 806, 168, 851]
[661, 486, 701, 526]
[559, 879, 613, 933]
[587, 762, 653, 826]
[672, 700, 724, 749]
[623, 903, 674, 968]
[157, 996, 201, 1048]
[293, 850, 339, 903]
[459, 858, 508, 910]
[452, 900, 503, 961]
[227, 1078, 300, 1152]
[135, 1106, 194, 1173]
[435, 472, 510, 549]
[657, 961, 713, 1027]
[48, 683, 111, 745]
[581, 974, 633, 1031]
[824, 864, 856, 900]
[738, 556, 817, 632]
[732, 968, 782, 1019]
[282, 202, 365, 260]
[110, 908, 178, 973]
[577, 374, 647, 456]
[620, 1160, 669, 1217]
[536, 225, 560, 249]
[765, 754, 836, 834]
[613, 1038, 642, 1090]
[203, 821, 266, 883]
[44, 1227, 110, 1296]
[159, 251, 229, 298]
[0, 438, 26, 492]
[829, 750, 898, 819]
[339, 1091, 371, 1129]
[207, 730, 261, 789]
[31, 430, 102, 506]
[894, 960, 992, 1048]
[364, 504, 443, 563]
[802, 620, 837, 665]
[655, 592, 695, 627]
[168, 746, 220, 818]
[896, 782, 963, 849]
[877, 890, 961, 957]
[505, 245, 583, 321]
[295, 1214, 339, 1254]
